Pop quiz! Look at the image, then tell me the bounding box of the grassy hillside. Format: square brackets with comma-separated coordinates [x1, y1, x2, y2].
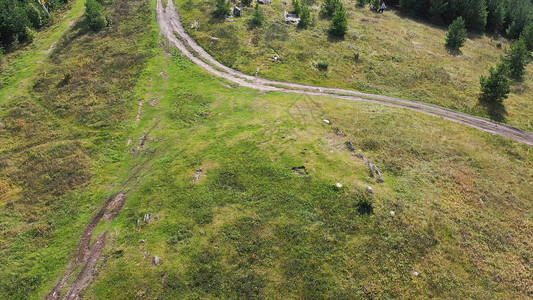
[177, 0, 533, 130]
[1, 0, 532, 298]
[0, 0, 155, 298]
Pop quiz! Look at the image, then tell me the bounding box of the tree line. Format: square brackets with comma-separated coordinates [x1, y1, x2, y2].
[0, 0, 70, 51]
[396, 0, 533, 40]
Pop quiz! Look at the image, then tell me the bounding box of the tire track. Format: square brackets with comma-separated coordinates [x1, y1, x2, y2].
[157, 0, 533, 147]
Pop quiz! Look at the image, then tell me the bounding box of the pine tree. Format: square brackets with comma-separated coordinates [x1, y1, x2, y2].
[250, 3, 264, 26]
[293, 0, 302, 15]
[485, 0, 505, 33]
[505, 40, 529, 80]
[521, 22, 533, 51]
[213, 0, 230, 18]
[328, 2, 348, 38]
[85, 0, 108, 31]
[480, 62, 511, 104]
[446, 17, 467, 49]
[298, 5, 312, 29]
[321, 0, 340, 18]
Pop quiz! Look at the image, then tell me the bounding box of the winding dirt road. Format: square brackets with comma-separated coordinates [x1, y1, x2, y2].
[157, 0, 533, 147]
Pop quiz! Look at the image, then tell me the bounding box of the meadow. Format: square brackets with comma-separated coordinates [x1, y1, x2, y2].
[0, 0, 532, 298]
[177, 0, 533, 130]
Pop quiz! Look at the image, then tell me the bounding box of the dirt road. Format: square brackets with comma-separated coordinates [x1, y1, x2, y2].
[156, 0, 533, 147]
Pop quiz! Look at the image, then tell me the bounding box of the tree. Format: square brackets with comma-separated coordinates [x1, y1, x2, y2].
[505, 40, 529, 80]
[293, 0, 302, 15]
[460, 0, 487, 32]
[429, 0, 448, 24]
[0, 1, 31, 49]
[480, 62, 510, 104]
[213, 0, 230, 18]
[485, 0, 505, 33]
[356, 0, 369, 7]
[250, 3, 264, 27]
[446, 17, 467, 49]
[370, 0, 381, 11]
[298, 4, 312, 28]
[328, 2, 348, 38]
[85, 0, 107, 31]
[521, 22, 533, 51]
[320, 0, 340, 18]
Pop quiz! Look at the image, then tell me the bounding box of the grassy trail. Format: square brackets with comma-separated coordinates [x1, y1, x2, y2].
[0, 0, 85, 106]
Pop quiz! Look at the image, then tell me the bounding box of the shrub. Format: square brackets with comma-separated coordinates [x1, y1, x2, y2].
[320, 0, 340, 18]
[250, 3, 264, 27]
[505, 40, 529, 80]
[298, 5, 312, 29]
[85, 0, 108, 31]
[213, 0, 230, 18]
[317, 60, 329, 70]
[356, 0, 368, 7]
[480, 62, 511, 104]
[242, 0, 253, 6]
[446, 17, 467, 49]
[328, 2, 347, 38]
[293, 0, 302, 15]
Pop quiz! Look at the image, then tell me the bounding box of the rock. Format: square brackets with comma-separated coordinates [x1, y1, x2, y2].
[193, 169, 203, 183]
[323, 119, 330, 124]
[153, 256, 162, 266]
[335, 129, 346, 136]
[411, 270, 420, 276]
[345, 141, 355, 152]
[366, 186, 374, 194]
[136, 219, 140, 227]
[141, 239, 146, 244]
[143, 214, 151, 223]
[191, 20, 199, 29]
[390, 211, 395, 216]
[336, 182, 343, 188]
[199, 230, 205, 235]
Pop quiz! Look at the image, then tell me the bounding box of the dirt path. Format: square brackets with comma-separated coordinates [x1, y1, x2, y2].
[157, 0, 533, 147]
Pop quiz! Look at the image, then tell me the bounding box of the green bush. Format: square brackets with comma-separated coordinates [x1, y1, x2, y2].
[85, 0, 108, 31]
[505, 40, 529, 80]
[356, 0, 368, 7]
[242, 0, 253, 6]
[298, 5, 311, 29]
[480, 62, 511, 104]
[320, 0, 340, 18]
[213, 0, 230, 18]
[317, 60, 328, 70]
[250, 3, 264, 27]
[446, 17, 467, 49]
[328, 2, 347, 38]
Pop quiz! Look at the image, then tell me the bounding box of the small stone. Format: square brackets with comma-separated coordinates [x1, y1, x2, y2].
[141, 239, 146, 244]
[153, 256, 162, 266]
[199, 230, 205, 235]
[390, 211, 395, 216]
[367, 186, 374, 194]
[411, 270, 420, 276]
[345, 141, 355, 152]
[336, 182, 343, 188]
[143, 214, 151, 223]
[323, 119, 330, 124]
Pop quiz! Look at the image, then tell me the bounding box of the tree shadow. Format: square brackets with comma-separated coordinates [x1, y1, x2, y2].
[479, 99, 508, 123]
[445, 45, 462, 56]
[327, 34, 345, 43]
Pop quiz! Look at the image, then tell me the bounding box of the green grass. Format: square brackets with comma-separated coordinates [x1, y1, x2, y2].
[1, 0, 533, 299]
[177, 0, 533, 131]
[0, 0, 86, 107]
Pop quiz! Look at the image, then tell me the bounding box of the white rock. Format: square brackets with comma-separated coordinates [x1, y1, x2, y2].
[411, 270, 419, 276]
[323, 119, 330, 124]
[390, 211, 395, 216]
[366, 186, 374, 194]
[153, 256, 162, 266]
[336, 182, 343, 188]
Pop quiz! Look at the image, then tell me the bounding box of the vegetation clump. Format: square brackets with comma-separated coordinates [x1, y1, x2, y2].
[328, 2, 347, 38]
[505, 40, 529, 81]
[480, 62, 511, 105]
[85, 0, 108, 31]
[446, 17, 467, 50]
[213, 0, 230, 18]
[250, 3, 264, 27]
[320, 0, 341, 18]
